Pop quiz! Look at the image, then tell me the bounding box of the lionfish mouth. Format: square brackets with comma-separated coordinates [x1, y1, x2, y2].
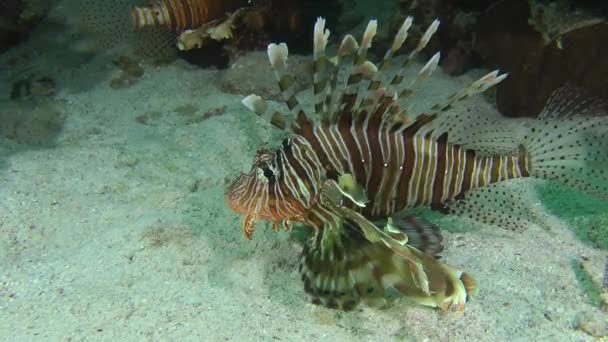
[225, 171, 268, 240]
[225, 172, 252, 215]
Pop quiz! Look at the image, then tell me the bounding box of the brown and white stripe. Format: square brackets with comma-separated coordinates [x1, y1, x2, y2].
[131, 0, 243, 32]
[287, 118, 530, 218]
[232, 17, 514, 226]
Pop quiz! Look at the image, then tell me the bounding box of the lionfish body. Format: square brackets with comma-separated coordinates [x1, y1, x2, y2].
[226, 18, 608, 312]
[131, 0, 247, 32]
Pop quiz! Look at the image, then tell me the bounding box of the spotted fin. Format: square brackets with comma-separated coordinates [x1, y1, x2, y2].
[445, 182, 538, 231]
[523, 85, 608, 199]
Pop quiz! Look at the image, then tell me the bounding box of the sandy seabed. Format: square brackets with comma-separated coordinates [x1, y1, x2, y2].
[1, 14, 607, 342]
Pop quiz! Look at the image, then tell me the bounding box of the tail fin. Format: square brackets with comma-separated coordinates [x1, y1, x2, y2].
[523, 86, 608, 198]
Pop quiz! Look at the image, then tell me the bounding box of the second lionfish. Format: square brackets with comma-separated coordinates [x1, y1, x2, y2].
[131, 0, 247, 32]
[226, 17, 608, 312]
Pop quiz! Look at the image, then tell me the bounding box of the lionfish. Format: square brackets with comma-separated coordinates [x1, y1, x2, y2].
[225, 17, 608, 312]
[131, 0, 247, 32]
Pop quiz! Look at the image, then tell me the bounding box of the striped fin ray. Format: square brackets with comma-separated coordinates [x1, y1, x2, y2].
[366, 51, 440, 128]
[241, 94, 290, 131]
[393, 70, 508, 136]
[352, 18, 442, 127]
[363, 88, 400, 129]
[356, 17, 413, 118]
[267, 43, 312, 132]
[339, 20, 379, 121]
[326, 34, 359, 121]
[431, 70, 508, 115]
[388, 19, 440, 108]
[312, 17, 332, 121]
[393, 51, 441, 111]
[370, 21, 504, 131]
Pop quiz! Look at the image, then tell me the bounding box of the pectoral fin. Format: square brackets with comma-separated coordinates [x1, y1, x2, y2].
[337, 174, 368, 207]
[302, 177, 475, 312]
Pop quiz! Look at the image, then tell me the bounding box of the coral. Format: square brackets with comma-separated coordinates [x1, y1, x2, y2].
[528, 0, 604, 45]
[21, 0, 48, 19]
[475, 0, 608, 117]
[0, 0, 50, 51]
[392, 0, 608, 101]
[217, 0, 343, 53]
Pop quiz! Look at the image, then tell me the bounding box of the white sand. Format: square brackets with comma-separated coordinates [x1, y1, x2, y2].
[1, 11, 607, 342]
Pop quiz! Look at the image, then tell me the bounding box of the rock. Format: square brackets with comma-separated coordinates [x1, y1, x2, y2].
[474, 0, 608, 117]
[0, 0, 50, 52]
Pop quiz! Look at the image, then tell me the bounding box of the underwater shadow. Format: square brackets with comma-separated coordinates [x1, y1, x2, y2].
[182, 183, 310, 309]
[0, 98, 66, 172]
[536, 182, 608, 250]
[0, 18, 111, 96]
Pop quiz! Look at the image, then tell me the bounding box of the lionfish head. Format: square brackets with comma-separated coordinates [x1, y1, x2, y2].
[226, 149, 289, 239]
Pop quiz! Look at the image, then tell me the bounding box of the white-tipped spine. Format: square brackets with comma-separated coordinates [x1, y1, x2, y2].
[391, 16, 413, 51]
[426, 69, 508, 115]
[242, 94, 268, 115]
[401, 52, 441, 102]
[313, 17, 330, 58]
[416, 19, 440, 51]
[338, 34, 359, 58]
[416, 52, 441, 80]
[267, 43, 289, 69]
[361, 19, 378, 50]
[469, 70, 508, 94]
[356, 61, 378, 79]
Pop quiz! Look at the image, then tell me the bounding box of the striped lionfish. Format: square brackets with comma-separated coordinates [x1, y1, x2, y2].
[131, 0, 247, 32]
[226, 17, 608, 312]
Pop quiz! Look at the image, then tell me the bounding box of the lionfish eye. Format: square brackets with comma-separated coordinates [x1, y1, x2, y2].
[262, 166, 274, 179]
